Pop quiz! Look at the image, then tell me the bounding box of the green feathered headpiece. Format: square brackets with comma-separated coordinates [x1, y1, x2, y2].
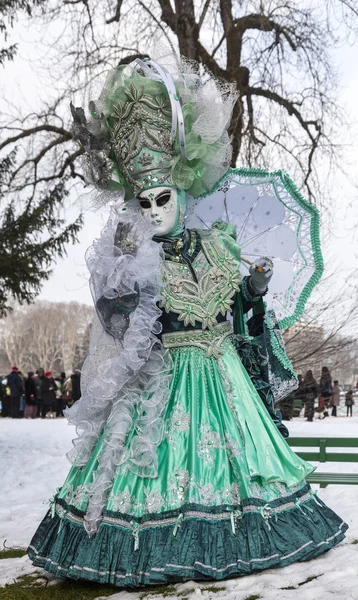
[72, 57, 238, 200]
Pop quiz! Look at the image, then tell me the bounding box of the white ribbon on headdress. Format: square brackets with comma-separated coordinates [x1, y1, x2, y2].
[134, 58, 193, 161]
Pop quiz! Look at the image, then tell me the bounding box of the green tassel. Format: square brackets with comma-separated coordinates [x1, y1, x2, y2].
[173, 513, 184, 537]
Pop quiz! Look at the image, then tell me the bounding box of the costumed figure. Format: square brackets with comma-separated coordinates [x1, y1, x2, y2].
[28, 57, 347, 587]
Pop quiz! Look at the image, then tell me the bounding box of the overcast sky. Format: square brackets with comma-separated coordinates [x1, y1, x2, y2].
[1, 17, 358, 309]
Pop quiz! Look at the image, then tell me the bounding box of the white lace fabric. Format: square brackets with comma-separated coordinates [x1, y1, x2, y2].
[64, 197, 173, 534]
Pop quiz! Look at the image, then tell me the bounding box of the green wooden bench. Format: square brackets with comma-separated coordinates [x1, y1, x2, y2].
[287, 437, 358, 487]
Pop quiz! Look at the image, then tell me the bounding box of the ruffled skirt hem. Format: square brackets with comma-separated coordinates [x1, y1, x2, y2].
[28, 484, 347, 588]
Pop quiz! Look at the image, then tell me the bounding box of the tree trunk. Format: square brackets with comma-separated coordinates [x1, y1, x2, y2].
[229, 66, 249, 165]
[174, 0, 199, 60]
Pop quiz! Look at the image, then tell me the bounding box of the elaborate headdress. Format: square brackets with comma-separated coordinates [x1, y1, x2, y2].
[71, 57, 238, 200]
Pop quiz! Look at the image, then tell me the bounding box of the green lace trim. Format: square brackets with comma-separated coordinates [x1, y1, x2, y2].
[241, 277, 263, 304]
[162, 321, 232, 358]
[263, 306, 297, 379]
[199, 168, 324, 329]
[52, 482, 313, 527]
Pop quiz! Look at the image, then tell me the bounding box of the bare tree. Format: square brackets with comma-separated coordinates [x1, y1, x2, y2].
[0, 301, 93, 372]
[55, 302, 93, 373]
[283, 270, 358, 381]
[0, 304, 33, 369]
[1, 0, 358, 209]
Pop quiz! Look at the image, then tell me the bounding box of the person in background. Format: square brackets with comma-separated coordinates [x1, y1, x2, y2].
[34, 368, 46, 417]
[345, 389, 354, 417]
[70, 370, 81, 403]
[18, 371, 26, 417]
[60, 372, 66, 390]
[0, 378, 3, 413]
[1, 376, 11, 417]
[41, 371, 57, 418]
[24, 372, 38, 419]
[319, 366, 332, 418]
[6, 366, 24, 418]
[302, 370, 319, 422]
[331, 380, 341, 417]
[54, 374, 66, 417]
[64, 374, 73, 407]
[0, 377, 5, 416]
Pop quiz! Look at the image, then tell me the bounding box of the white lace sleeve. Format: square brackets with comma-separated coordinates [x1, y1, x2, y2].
[64, 200, 173, 534]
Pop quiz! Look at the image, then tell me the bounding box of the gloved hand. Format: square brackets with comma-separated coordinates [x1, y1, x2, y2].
[114, 221, 138, 254]
[96, 283, 140, 339]
[249, 257, 273, 295]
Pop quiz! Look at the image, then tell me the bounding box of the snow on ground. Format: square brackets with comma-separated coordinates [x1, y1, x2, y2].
[0, 415, 358, 598]
[0, 418, 74, 548]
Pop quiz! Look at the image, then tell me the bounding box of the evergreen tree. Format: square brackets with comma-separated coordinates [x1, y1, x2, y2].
[0, 0, 46, 66]
[0, 1, 83, 315]
[0, 152, 83, 315]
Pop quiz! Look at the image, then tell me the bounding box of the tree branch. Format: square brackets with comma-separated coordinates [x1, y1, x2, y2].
[197, 42, 226, 78]
[137, 1, 177, 55]
[245, 85, 321, 143]
[198, 0, 211, 31]
[106, 0, 124, 24]
[234, 13, 298, 51]
[10, 137, 69, 182]
[10, 149, 84, 192]
[157, 0, 177, 32]
[220, 0, 239, 69]
[0, 125, 72, 152]
[211, 32, 226, 58]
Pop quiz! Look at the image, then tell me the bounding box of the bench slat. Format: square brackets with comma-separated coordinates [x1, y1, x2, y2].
[290, 452, 322, 461]
[289, 451, 358, 463]
[288, 437, 358, 447]
[307, 473, 358, 487]
[286, 436, 358, 486]
[308, 474, 358, 481]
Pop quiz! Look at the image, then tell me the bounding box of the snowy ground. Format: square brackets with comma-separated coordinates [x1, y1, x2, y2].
[1, 415, 358, 599]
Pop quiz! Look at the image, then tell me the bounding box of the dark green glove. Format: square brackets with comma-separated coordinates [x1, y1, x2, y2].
[96, 283, 140, 339]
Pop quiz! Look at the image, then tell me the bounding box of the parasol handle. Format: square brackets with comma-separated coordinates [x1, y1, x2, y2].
[241, 256, 264, 273]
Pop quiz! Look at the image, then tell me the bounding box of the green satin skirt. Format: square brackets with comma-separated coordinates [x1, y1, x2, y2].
[28, 336, 347, 587]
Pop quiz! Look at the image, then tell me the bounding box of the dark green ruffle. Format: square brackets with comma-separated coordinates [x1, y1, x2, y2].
[28, 484, 347, 588]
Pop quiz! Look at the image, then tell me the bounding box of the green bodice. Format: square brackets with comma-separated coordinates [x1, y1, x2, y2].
[159, 227, 242, 332]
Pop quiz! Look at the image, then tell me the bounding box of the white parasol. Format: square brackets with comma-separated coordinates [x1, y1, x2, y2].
[185, 168, 324, 329]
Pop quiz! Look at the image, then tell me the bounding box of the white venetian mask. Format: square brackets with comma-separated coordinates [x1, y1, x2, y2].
[138, 187, 178, 237]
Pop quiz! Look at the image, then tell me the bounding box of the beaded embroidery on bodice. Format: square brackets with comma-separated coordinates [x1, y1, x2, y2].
[159, 229, 241, 329]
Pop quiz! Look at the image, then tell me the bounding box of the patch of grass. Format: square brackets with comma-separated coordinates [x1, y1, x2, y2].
[281, 574, 323, 590]
[280, 586, 296, 590]
[0, 548, 28, 559]
[140, 584, 227, 598]
[243, 595, 261, 600]
[352, 539, 358, 544]
[2, 572, 118, 600]
[8, 573, 44, 588]
[298, 574, 323, 586]
[139, 584, 177, 598]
